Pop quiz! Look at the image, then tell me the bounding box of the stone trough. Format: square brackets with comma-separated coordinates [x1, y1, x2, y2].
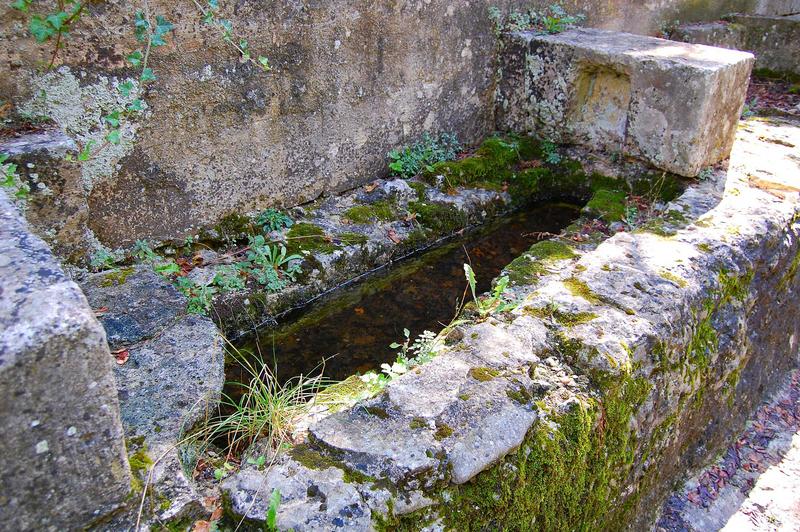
[2, 24, 800, 531]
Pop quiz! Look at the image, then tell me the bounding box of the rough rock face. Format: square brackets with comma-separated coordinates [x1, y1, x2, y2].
[672, 15, 800, 77]
[497, 28, 754, 177]
[0, 191, 130, 530]
[754, 0, 800, 15]
[82, 266, 225, 523]
[224, 116, 800, 530]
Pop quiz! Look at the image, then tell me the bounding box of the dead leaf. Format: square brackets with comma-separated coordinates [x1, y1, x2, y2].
[387, 229, 402, 244]
[94, 306, 109, 317]
[201, 496, 220, 512]
[112, 348, 129, 365]
[364, 182, 379, 193]
[210, 507, 223, 521]
[403, 212, 417, 223]
[354, 307, 365, 315]
[191, 521, 212, 532]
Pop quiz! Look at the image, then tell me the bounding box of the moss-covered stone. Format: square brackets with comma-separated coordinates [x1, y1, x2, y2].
[215, 213, 254, 243]
[660, 270, 688, 288]
[468, 366, 500, 382]
[434, 423, 454, 441]
[584, 189, 627, 222]
[385, 370, 652, 531]
[524, 306, 598, 327]
[285, 222, 338, 255]
[337, 232, 368, 246]
[345, 200, 397, 224]
[564, 277, 603, 305]
[504, 240, 578, 286]
[100, 267, 135, 287]
[410, 417, 428, 430]
[407, 201, 469, 234]
[408, 181, 428, 200]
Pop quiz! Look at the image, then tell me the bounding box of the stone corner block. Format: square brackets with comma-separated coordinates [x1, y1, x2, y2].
[498, 28, 754, 177]
[0, 191, 131, 530]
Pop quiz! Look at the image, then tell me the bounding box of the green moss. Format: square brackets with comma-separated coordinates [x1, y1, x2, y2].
[422, 370, 653, 531]
[469, 367, 500, 382]
[408, 181, 428, 200]
[127, 443, 153, 494]
[100, 267, 135, 287]
[584, 189, 627, 222]
[345, 200, 397, 224]
[410, 417, 428, 430]
[564, 277, 602, 305]
[290, 444, 375, 485]
[434, 423, 454, 441]
[458, 393, 471, 401]
[524, 306, 598, 327]
[215, 213, 253, 242]
[753, 68, 800, 83]
[696, 243, 713, 253]
[660, 270, 687, 288]
[506, 385, 534, 405]
[285, 222, 338, 255]
[779, 249, 800, 292]
[504, 241, 578, 286]
[407, 201, 468, 234]
[337, 232, 368, 246]
[365, 406, 391, 419]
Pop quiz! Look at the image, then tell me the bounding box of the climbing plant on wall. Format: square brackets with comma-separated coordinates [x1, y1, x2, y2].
[8, 0, 272, 163]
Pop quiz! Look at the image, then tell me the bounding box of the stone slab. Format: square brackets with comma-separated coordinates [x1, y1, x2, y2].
[498, 28, 754, 177]
[0, 191, 130, 530]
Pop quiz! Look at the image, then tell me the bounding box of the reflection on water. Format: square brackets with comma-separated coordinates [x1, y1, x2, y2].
[233, 202, 580, 382]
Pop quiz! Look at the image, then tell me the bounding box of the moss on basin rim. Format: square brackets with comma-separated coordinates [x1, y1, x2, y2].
[378, 371, 652, 531]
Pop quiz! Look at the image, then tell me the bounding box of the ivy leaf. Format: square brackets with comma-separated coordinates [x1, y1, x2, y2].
[218, 18, 233, 37]
[78, 140, 95, 161]
[45, 11, 69, 31]
[104, 111, 120, 127]
[127, 50, 143, 67]
[127, 99, 145, 112]
[151, 15, 174, 47]
[118, 80, 134, 97]
[29, 16, 56, 42]
[208, 0, 219, 10]
[202, 11, 214, 24]
[106, 129, 121, 145]
[258, 56, 271, 71]
[134, 11, 149, 43]
[140, 68, 156, 83]
[11, 0, 32, 12]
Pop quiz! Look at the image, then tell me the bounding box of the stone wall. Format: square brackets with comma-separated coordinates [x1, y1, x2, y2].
[0, 0, 755, 259]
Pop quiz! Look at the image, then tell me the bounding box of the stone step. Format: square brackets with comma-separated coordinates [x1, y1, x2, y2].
[497, 28, 753, 177]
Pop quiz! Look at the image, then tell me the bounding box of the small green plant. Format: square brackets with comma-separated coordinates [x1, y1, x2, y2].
[176, 276, 217, 315]
[197, 347, 326, 453]
[541, 139, 562, 164]
[0, 153, 30, 199]
[741, 98, 759, 119]
[89, 248, 118, 271]
[622, 204, 639, 231]
[266, 488, 281, 531]
[697, 167, 714, 181]
[192, 0, 272, 71]
[245, 235, 303, 291]
[388, 132, 461, 179]
[464, 264, 517, 319]
[213, 264, 247, 291]
[257, 208, 294, 232]
[213, 461, 235, 481]
[491, 4, 584, 34]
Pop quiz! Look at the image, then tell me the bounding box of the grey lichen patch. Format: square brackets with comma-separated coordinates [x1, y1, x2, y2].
[21, 67, 145, 192]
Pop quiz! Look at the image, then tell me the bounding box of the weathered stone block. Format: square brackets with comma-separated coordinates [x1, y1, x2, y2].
[498, 28, 754, 177]
[672, 16, 800, 77]
[0, 191, 130, 530]
[754, 0, 800, 15]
